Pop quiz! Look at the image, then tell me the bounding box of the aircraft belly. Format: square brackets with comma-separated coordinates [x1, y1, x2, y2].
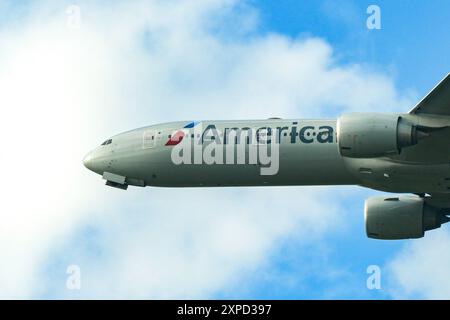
[343, 157, 450, 193]
[143, 143, 356, 187]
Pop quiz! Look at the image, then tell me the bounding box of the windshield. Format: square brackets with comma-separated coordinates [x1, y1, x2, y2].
[101, 139, 112, 146]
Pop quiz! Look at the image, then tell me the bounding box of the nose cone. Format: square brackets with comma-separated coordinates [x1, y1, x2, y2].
[83, 150, 106, 175]
[83, 152, 95, 171]
[84, 149, 109, 175]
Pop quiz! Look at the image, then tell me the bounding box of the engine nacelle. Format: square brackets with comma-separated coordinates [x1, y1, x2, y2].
[365, 195, 448, 240]
[337, 113, 422, 158]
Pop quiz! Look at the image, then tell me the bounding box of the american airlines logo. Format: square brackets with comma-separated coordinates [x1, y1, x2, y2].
[165, 121, 200, 146]
[169, 122, 334, 175]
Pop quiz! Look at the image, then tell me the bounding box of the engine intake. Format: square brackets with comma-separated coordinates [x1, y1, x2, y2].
[337, 113, 426, 158]
[365, 195, 449, 240]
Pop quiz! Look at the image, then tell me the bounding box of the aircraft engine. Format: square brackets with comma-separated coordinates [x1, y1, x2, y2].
[337, 113, 426, 158]
[365, 195, 449, 240]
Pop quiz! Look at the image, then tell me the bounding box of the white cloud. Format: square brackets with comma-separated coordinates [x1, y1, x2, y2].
[0, 0, 415, 298]
[42, 187, 345, 299]
[386, 229, 450, 299]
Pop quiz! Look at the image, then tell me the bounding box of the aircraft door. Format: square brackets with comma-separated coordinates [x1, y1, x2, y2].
[143, 130, 164, 148]
[155, 130, 163, 146]
[143, 130, 156, 149]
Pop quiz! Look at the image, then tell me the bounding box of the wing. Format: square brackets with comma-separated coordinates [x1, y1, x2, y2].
[409, 73, 450, 115]
[391, 73, 450, 163]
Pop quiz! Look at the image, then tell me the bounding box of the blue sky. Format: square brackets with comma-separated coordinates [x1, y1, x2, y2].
[0, 0, 449, 299]
[250, 0, 449, 299]
[232, 0, 450, 299]
[256, 0, 450, 90]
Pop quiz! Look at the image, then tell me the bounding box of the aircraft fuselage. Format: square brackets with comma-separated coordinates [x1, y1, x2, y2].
[83, 118, 450, 193]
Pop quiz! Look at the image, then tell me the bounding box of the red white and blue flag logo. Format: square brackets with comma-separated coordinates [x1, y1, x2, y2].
[165, 121, 199, 146]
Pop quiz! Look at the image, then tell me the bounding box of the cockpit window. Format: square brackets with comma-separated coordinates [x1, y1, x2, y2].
[101, 139, 112, 146]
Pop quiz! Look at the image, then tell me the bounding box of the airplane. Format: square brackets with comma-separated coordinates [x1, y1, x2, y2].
[84, 73, 450, 240]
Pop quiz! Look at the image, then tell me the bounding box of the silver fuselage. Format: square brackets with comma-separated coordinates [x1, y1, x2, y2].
[84, 119, 450, 194]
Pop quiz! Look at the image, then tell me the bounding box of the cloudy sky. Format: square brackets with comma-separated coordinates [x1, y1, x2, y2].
[0, 0, 449, 299]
